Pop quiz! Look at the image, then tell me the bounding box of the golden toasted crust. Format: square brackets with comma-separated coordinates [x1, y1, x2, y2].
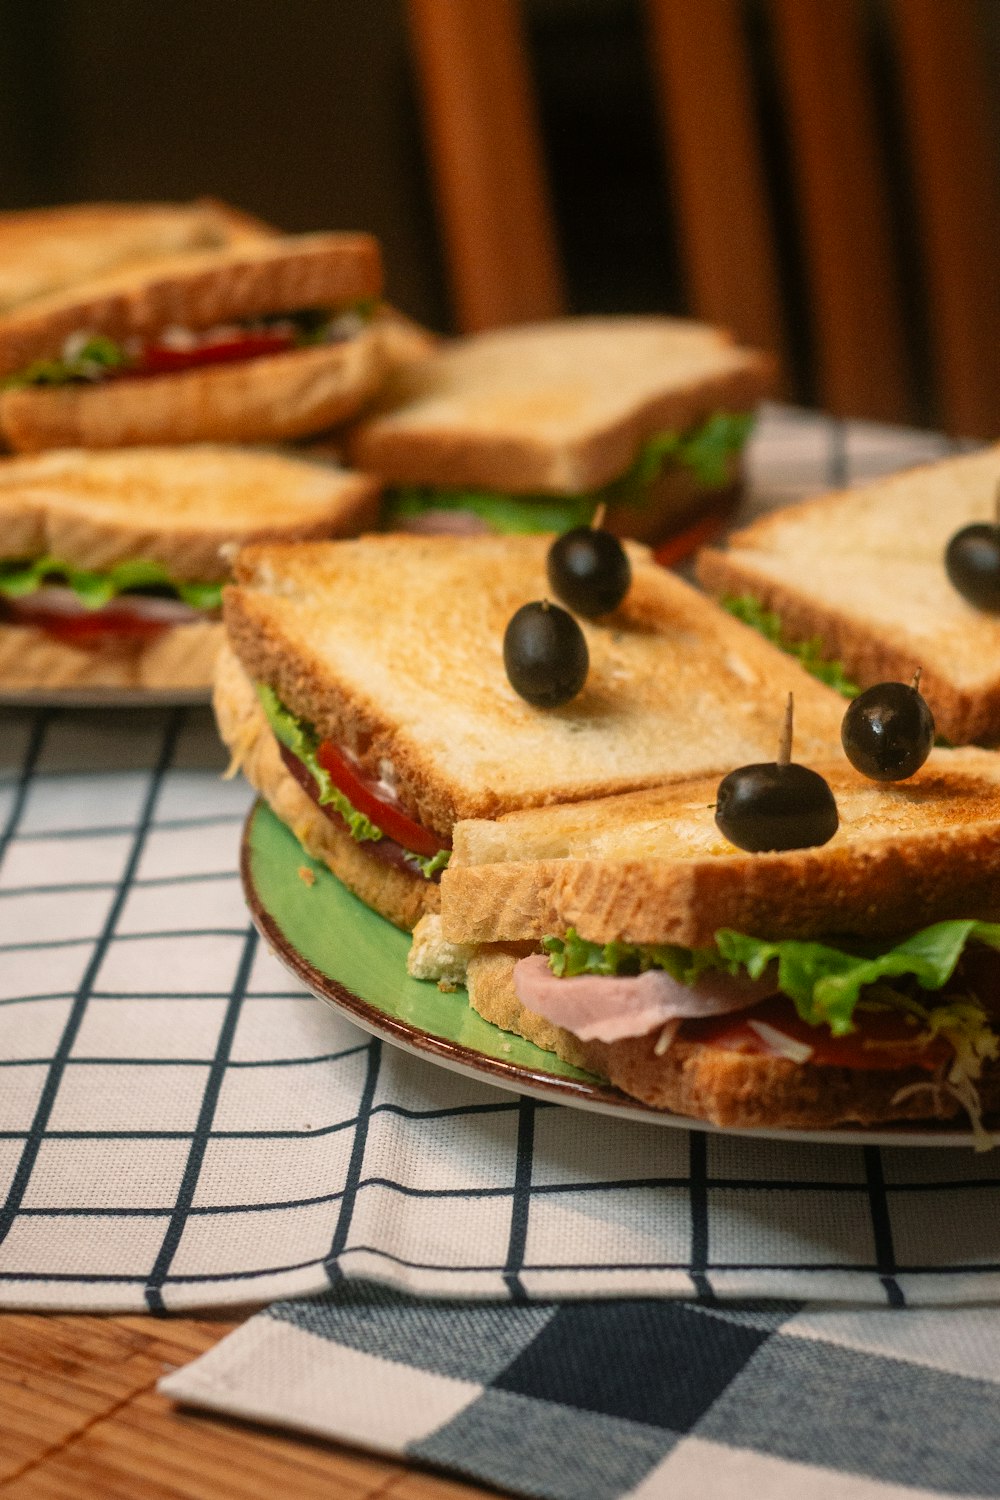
[213, 645, 437, 931]
[222, 533, 845, 841]
[0, 619, 223, 692]
[0, 199, 275, 317]
[0, 444, 381, 579]
[698, 546, 1000, 747]
[0, 232, 383, 377]
[467, 950, 1000, 1129]
[0, 330, 389, 452]
[441, 752, 1000, 946]
[348, 317, 774, 495]
[695, 445, 1000, 747]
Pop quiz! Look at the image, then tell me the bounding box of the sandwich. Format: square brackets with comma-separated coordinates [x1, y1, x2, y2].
[697, 444, 1000, 744]
[0, 211, 388, 451]
[348, 317, 774, 541]
[435, 750, 1000, 1136]
[213, 532, 844, 931]
[0, 198, 273, 315]
[0, 445, 378, 693]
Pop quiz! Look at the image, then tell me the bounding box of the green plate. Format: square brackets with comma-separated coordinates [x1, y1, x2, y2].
[241, 800, 993, 1145]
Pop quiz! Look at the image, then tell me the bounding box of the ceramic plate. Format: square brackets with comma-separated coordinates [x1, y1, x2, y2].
[242, 800, 997, 1148]
[0, 687, 210, 709]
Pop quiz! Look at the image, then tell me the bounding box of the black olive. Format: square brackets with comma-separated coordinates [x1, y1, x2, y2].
[945, 523, 1000, 612]
[547, 525, 631, 617]
[841, 675, 934, 781]
[503, 600, 589, 707]
[714, 693, 838, 852]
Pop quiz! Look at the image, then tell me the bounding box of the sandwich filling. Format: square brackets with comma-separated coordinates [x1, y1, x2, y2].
[383, 411, 754, 536]
[516, 923, 1000, 1135]
[0, 557, 222, 645]
[721, 594, 859, 697]
[1, 301, 378, 391]
[256, 684, 451, 881]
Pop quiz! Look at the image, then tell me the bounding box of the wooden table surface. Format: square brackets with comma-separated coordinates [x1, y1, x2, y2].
[1, 1312, 497, 1500]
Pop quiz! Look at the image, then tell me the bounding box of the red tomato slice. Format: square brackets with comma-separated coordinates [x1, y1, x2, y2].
[683, 992, 951, 1071]
[3, 603, 170, 646]
[130, 330, 297, 377]
[315, 740, 447, 858]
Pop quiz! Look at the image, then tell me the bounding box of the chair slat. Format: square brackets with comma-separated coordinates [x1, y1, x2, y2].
[893, 0, 1000, 438]
[770, 0, 911, 423]
[645, 0, 788, 385]
[404, 0, 565, 331]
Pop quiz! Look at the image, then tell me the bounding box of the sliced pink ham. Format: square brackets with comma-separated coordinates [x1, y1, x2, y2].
[513, 953, 778, 1044]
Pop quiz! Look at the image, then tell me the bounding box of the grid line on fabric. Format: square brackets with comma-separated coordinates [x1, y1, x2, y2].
[0, 707, 186, 1253]
[10, 811, 244, 844]
[0, 710, 50, 871]
[688, 1131, 713, 1301]
[325, 1038, 382, 1281]
[864, 1146, 905, 1307]
[503, 1097, 537, 1302]
[145, 925, 259, 1313]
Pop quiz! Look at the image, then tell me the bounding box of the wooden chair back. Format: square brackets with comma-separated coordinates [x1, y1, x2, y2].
[404, 0, 1000, 437]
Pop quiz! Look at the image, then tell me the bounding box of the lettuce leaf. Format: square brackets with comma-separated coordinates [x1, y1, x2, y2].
[383, 410, 755, 534]
[0, 555, 223, 612]
[721, 593, 860, 698]
[254, 684, 452, 877]
[543, 921, 1000, 1038]
[255, 684, 384, 844]
[2, 335, 128, 390]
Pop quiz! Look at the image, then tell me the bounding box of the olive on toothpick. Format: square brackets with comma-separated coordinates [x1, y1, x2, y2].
[503, 599, 589, 707]
[715, 694, 839, 852]
[546, 502, 632, 618]
[841, 669, 935, 781]
[945, 481, 1000, 612]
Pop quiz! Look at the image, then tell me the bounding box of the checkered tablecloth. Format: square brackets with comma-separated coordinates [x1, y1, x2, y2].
[2, 407, 999, 1497]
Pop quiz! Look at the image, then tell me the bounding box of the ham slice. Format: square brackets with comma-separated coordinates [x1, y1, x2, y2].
[512, 953, 778, 1044]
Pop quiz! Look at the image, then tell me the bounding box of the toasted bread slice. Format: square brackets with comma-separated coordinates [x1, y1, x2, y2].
[697, 445, 1000, 746]
[0, 617, 223, 693]
[0, 329, 389, 451]
[0, 444, 380, 580]
[348, 316, 773, 496]
[0, 198, 275, 317]
[214, 645, 437, 929]
[223, 533, 845, 840]
[466, 948, 1000, 1129]
[0, 231, 382, 378]
[441, 749, 1000, 947]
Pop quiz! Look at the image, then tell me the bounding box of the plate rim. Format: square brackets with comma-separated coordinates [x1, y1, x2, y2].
[0, 687, 210, 709]
[241, 800, 998, 1148]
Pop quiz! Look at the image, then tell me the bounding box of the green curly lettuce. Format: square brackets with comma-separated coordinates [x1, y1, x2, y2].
[0, 555, 223, 612]
[1, 335, 129, 391]
[721, 593, 860, 698]
[255, 684, 383, 843]
[254, 683, 451, 876]
[543, 921, 1000, 1039]
[383, 410, 755, 534]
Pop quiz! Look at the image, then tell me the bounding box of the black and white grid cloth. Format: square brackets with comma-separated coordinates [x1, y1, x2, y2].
[161, 1281, 1000, 1500]
[0, 407, 995, 1317]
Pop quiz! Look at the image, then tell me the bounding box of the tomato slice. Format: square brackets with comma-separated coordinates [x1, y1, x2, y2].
[315, 739, 448, 858]
[683, 992, 952, 1071]
[2, 602, 170, 646]
[130, 330, 297, 377]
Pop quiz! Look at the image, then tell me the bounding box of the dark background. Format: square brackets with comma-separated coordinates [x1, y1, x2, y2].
[0, 0, 997, 418]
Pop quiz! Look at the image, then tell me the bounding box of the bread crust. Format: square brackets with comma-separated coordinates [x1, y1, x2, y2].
[698, 546, 1000, 747]
[441, 755, 1000, 946]
[467, 950, 1000, 1129]
[0, 198, 275, 317]
[348, 317, 773, 495]
[213, 644, 438, 931]
[0, 619, 223, 692]
[0, 232, 383, 378]
[222, 533, 846, 842]
[1, 331, 389, 452]
[0, 444, 381, 579]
